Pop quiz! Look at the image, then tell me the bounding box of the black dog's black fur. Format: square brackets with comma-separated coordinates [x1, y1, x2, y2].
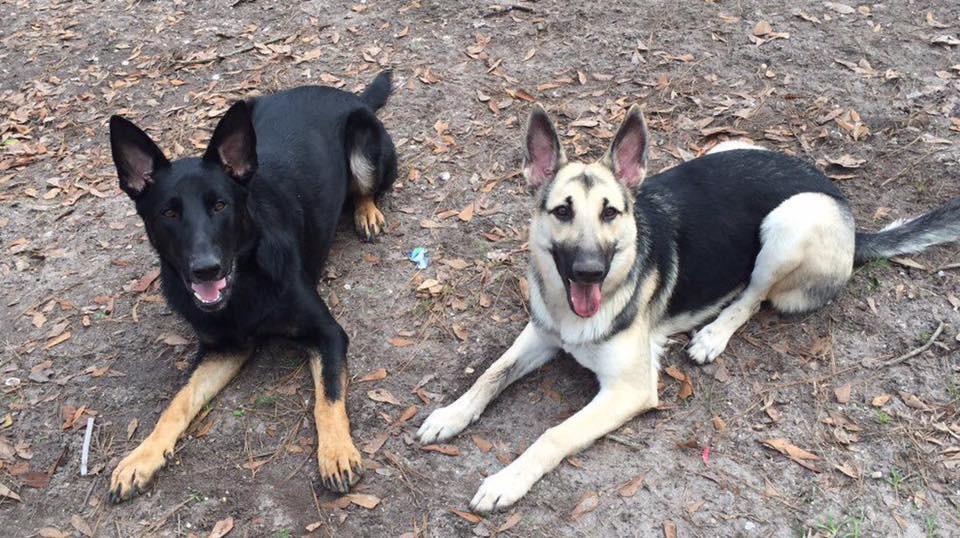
[108, 72, 395, 496]
[112, 72, 395, 396]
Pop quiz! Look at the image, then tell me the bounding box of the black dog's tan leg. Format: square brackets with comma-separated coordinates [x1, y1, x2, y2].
[308, 350, 363, 492]
[353, 194, 385, 241]
[109, 350, 251, 503]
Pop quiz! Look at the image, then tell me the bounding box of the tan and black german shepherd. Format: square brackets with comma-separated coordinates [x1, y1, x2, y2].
[418, 104, 960, 512]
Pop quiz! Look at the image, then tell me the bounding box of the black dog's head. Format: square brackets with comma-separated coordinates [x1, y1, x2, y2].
[110, 102, 257, 312]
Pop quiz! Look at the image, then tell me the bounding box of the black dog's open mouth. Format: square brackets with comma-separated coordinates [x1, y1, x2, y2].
[186, 269, 234, 311]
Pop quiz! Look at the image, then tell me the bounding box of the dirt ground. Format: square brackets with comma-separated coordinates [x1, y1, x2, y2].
[2, 0, 960, 536]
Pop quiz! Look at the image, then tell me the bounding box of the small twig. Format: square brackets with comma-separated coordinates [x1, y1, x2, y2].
[283, 454, 312, 481]
[880, 149, 936, 187]
[141, 496, 194, 536]
[932, 262, 960, 273]
[604, 433, 645, 450]
[80, 417, 95, 476]
[173, 32, 299, 66]
[876, 321, 945, 369]
[82, 474, 100, 507]
[483, 2, 536, 17]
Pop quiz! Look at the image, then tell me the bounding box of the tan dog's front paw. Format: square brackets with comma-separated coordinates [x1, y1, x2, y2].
[109, 444, 170, 503]
[316, 440, 364, 493]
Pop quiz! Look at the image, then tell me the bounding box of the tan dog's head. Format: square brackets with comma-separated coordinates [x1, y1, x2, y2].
[524, 104, 650, 318]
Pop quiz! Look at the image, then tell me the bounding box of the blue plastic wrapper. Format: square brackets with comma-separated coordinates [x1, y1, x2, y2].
[408, 246, 429, 269]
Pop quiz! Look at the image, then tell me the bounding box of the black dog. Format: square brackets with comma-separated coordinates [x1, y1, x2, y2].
[107, 71, 396, 502]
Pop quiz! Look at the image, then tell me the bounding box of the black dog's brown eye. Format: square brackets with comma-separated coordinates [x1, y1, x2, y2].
[551, 205, 573, 221]
[601, 206, 619, 222]
[163, 208, 178, 219]
[212, 201, 226, 212]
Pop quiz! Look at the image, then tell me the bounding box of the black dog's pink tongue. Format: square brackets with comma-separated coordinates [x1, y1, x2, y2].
[191, 278, 227, 304]
[569, 281, 602, 317]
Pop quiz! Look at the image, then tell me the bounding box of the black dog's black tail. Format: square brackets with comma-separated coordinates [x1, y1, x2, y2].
[855, 197, 960, 264]
[360, 70, 392, 111]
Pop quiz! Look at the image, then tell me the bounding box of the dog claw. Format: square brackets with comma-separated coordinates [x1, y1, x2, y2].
[354, 197, 385, 241]
[108, 444, 168, 503]
[316, 444, 364, 494]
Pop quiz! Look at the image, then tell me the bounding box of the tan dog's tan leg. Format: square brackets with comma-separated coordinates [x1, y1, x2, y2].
[309, 351, 363, 492]
[354, 194, 385, 241]
[109, 350, 252, 502]
[468, 324, 660, 513]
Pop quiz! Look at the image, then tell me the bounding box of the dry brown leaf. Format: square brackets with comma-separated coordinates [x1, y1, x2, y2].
[358, 368, 388, 382]
[871, 394, 891, 407]
[471, 435, 493, 453]
[421, 444, 460, 456]
[834, 462, 861, 479]
[834, 383, 851, 404]
[388, 337, 415, 348]
[663, 366, 693, 399]
[346, 493, 381, 509]
[45, 331, 72, 349]
[712, 416, 727, 432]
[161, 333, 190, 346]
[761, 438, 819, 471]
[569, 490, 599, 520]
[899, 391, 930, 411]
[825, 154, 866, 169]
[499, 511, 522, 532]
[618, 473, 645, 497]
[449, 508, 483, 523]
[127, 418, 140, 441]
[17, 468, 47, 488]
[762, 438, 819, 460]
[70, 515, 93, 537]
[457, 203, 475, 222]
[397, 405, 418, 423]
[362, 431, 390, 455]
[38, 529, 69, 538]
[368, 389, 401, 406]
[441, 258, 471, 270]
[663, 520, 677, 538]
[823, 2, 855, 15]
[128, 268, 161, 293]
[753, 21, 773, 36]
[208, 517, 234, 538]
[0, 481, 21, 501]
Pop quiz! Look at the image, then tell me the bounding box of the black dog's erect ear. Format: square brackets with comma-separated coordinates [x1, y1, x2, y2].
[523, 104, 566, 190]
[109, 116, 170, 199]
[203, 101, 258, 183]
[604, 105, 649, 189]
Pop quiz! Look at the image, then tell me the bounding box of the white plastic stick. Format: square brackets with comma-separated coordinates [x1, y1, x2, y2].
[80, 417, 94, 476]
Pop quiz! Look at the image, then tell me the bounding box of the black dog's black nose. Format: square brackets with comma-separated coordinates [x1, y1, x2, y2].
[572, 258, 605, 283]
[190, 256, 222, 281]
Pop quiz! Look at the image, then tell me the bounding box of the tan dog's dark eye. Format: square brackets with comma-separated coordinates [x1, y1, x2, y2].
[212, 201, 226, 212]
[551, 205, 573, 221]
[601, 206, 620, 222]
[163, 208, 178, 219]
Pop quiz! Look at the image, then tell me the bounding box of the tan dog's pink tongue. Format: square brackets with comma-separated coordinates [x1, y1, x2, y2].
[191, 278, 227, 303]
[569, 281, 602, 317]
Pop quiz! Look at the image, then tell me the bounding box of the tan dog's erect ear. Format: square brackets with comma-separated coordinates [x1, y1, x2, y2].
[523, 104, 567, 190]
[603, 105, 649, 189]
